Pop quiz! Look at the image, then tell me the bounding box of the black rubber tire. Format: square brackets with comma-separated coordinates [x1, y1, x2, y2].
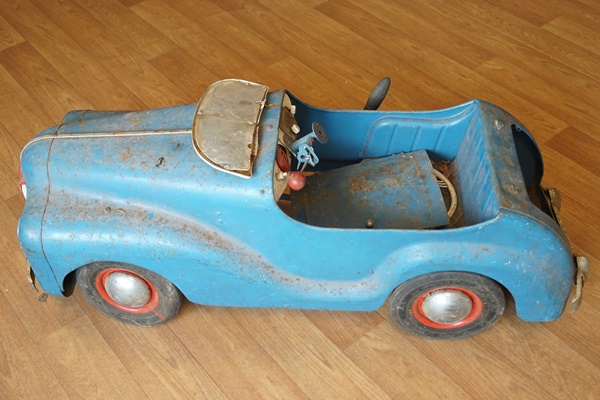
[76, 262, 182, 326]
[389, 271, 505, 340]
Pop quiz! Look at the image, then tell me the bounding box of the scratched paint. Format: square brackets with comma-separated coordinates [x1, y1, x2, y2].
[18, 84, 578, 321]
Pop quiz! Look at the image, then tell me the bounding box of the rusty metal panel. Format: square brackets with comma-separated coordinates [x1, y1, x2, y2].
[291, 150, 449, 229]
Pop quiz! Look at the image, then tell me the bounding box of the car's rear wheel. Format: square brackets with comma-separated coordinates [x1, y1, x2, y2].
[389, 271, 505, 339]
[76, 262, 182, 326]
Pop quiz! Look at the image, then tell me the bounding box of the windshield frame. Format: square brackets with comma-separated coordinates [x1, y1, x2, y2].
[192, 79, 269, 178]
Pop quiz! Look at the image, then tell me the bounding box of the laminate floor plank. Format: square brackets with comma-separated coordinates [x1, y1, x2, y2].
[378, 0, 600, 112]
[0, 293, 69, 400]
[0, 0, 146, 110]
[38, 315, 149, 399]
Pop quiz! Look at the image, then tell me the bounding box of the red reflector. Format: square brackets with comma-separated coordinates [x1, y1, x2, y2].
[18, 169, 25, 187]
[18, 168, 27, 199]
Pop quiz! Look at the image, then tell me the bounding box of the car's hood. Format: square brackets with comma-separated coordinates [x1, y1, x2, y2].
[22, 91, 285, 199]
[54, 103, 197, 136]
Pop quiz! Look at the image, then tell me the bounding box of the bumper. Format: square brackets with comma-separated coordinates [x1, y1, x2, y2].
[27, 264, 38, 292]
[545, 188, 590, 313]
[571, 255, 590, 313]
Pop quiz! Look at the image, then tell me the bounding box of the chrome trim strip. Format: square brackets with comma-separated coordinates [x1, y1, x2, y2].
[20, 129, 192, 161]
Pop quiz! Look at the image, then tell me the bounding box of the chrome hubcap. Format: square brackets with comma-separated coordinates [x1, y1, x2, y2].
[104, 272, 151, 307]
[421, 289, 473, 324]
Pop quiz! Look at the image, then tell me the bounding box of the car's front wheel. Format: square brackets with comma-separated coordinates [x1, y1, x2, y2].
[389, 271, 505, 339]
[76, 262, 182, 326]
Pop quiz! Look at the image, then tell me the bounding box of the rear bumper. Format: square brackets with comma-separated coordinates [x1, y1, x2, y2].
[571, 255, 590, 313]
[543, 187, 590, 313]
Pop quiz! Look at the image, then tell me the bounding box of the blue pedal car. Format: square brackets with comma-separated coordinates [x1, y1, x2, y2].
[18, 79, 589, 339]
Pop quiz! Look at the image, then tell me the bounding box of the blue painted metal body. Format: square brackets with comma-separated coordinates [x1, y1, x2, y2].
[18, 87, 576, 322]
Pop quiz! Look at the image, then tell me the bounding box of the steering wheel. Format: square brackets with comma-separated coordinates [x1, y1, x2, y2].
[364, 77, 391, 110]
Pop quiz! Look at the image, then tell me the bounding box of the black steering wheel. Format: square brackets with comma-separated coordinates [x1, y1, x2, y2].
[364, 77, 391, 110]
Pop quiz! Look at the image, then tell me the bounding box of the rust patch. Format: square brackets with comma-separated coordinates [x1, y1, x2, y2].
[291, 151, 448, 229]
[118, 147, 132, 162]
[432, 160, 451, 177]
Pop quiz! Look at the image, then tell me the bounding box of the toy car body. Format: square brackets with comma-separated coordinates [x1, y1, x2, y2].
[18, 79, 589, 339]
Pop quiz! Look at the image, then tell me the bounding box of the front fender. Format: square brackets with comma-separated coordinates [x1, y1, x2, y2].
[40, 192, 271, 289]
[19, 139, 66, 295]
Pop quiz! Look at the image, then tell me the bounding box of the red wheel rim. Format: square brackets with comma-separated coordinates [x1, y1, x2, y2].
[95, 268, 159, 314]
[412, 287, 483, 329]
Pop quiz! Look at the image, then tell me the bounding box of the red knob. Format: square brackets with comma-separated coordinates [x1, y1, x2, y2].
[288, 172, 306, 191]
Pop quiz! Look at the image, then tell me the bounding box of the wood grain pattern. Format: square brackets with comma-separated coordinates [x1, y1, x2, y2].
[0, 15, 24, 53]
[1, 0, 598, 398]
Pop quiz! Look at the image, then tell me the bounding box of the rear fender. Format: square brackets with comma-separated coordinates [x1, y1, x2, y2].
[381, 213, 573, 322]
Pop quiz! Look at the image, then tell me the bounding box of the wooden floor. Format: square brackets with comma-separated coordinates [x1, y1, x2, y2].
[1, 0, 599, 398]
